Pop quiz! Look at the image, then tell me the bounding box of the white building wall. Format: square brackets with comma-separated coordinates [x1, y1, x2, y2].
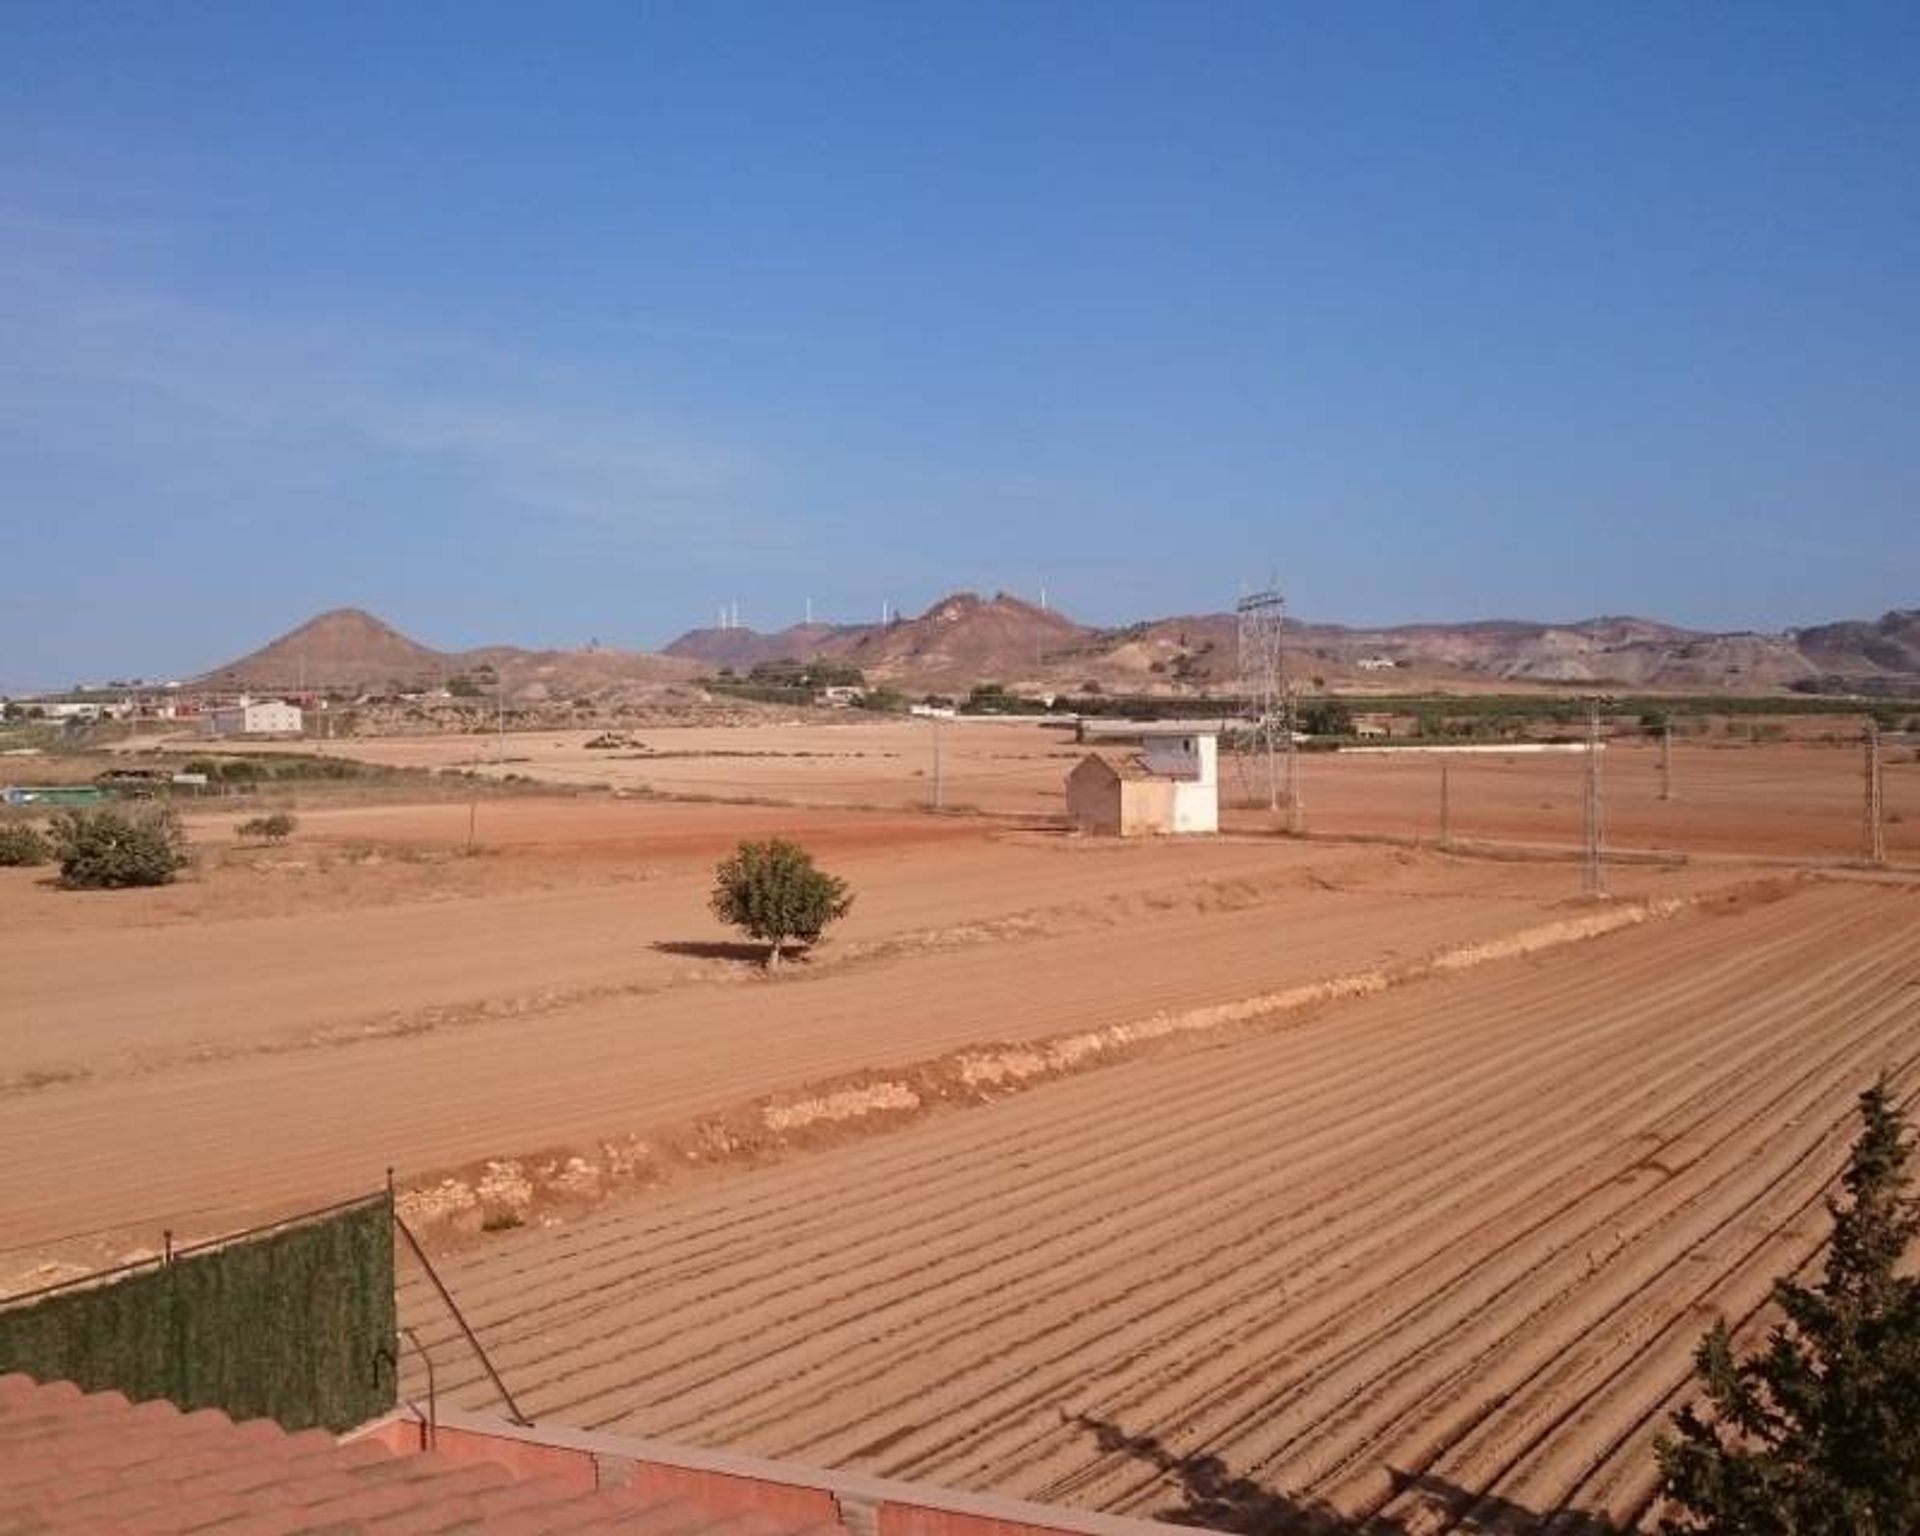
[244, 701, 303, 734]
[206, 700, 303, 736]
[1140, 734, 1218, 834]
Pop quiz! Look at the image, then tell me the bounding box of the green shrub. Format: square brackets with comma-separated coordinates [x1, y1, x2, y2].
[50, 806, 190, 889]
[709, 838, 854, 967]
[237, 811, 297, 845]
[0, 823, 52, 867]
[1657, 1080, 1920, 1529]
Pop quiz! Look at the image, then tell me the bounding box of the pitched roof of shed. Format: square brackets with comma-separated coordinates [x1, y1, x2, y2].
[1071, 750, 1162, 781]
[0, 1374, 826, 1536]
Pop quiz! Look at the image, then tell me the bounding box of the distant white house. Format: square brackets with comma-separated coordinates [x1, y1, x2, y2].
[204, 698, 304, 738]
[1066, 724, 1219, 836]
[1356, 655, 1398, 672]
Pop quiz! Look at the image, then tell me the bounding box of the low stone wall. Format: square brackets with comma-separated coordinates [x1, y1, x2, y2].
[355, 1406, 1191, 1536]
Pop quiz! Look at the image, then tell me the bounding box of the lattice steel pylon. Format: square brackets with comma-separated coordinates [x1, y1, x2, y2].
[1236, 586, 1297, 825]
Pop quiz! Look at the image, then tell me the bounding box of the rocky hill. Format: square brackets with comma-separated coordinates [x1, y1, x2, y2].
[195, 608, 451, 691]
[667, 592, 1090, 690]
[197, 610, 697, 701]
[664, 598, 1920, 697]
[200, 597, 1920, 705]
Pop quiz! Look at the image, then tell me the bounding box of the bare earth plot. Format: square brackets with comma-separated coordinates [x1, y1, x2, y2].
[0, 797, 1626, 1286]
[226, 723, 1920, 863]
[402, 877, 1920, 1533]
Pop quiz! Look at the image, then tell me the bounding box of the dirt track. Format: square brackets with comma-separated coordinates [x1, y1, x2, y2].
[401, 877, 1920, 1531]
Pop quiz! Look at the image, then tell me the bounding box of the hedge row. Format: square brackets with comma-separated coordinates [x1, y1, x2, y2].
[0, 1194, 395, 1432]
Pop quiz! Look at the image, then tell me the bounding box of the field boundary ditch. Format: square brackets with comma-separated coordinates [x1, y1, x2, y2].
[394, 880, 1793, 1245]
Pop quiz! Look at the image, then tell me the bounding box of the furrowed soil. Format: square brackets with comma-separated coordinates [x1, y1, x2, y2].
[8, 721, 1915, 1531]
[401, 876, 1920, 1533]
[0, 793, 1667, 1288]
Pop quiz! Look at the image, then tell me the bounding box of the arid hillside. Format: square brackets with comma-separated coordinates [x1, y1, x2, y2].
[198, 597, 1920, 702]
[196, 608, 452, 691]
[666, 598, 1920, 697]
[196, 608, 698, 702]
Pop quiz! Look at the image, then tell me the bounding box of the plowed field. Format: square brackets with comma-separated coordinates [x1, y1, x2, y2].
[2, 797, 1637, 1287]
[403, 877, 1920, 1532]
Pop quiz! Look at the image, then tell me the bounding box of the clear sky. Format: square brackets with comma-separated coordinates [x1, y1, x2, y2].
[3, 2, 1916, 683]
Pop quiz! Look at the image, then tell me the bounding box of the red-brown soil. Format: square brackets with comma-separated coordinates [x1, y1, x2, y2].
[1, 795, 1645, 1288]
[404, 877, 1920, 1531]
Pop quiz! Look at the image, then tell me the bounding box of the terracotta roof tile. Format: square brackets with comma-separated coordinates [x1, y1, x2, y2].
[0, 1377, 828, 1536]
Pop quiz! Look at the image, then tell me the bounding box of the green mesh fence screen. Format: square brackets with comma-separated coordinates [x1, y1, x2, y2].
[0, 1192, 396, 1433]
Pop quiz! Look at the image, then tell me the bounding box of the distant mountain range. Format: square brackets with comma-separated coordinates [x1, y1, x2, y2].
[665, 592, 1920, 697]
[197, 596, 1920, 699]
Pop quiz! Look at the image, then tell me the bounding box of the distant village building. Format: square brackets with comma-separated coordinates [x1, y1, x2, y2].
[1356, 655, 1398, 672]
[204, 698, 304, 738]
[1066, 726, 1219, 837]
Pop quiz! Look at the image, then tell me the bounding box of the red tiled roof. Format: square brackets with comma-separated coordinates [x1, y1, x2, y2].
[0, 1374, 830, 1536]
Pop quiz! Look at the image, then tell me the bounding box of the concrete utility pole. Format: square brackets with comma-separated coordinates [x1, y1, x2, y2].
[931, 715, 944, 811]
[1584, 698, 1607, 898]
[1866, 719, 1886, 867]
[1439, 757, 1451, 848]
[1284, 684, 1302, 834]
[1659, 722, 1674, 802]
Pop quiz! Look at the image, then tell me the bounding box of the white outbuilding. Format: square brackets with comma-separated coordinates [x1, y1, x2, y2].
[204, 698, 304, 738]
[1066, 724, 1219, 836]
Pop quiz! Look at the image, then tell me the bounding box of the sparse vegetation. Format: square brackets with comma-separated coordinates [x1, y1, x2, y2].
[1657, 1080, 1920, 1531]
[237, 811, 298, 845]
[1296, 700, 1354, 736]
[961, 682, 1049, 716]
[0, 822, 52, 867]
[49, 805, 190, 889]
[709, 838, 853, 967]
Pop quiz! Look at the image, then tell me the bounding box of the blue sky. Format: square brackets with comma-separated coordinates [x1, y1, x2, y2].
[3, 2, 1916, 683]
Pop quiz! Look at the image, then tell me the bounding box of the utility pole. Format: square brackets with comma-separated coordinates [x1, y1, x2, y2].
[1439, 757, 1451, 848]
[1583, 698, 1607, 898]
[931, 714, 944, 811]
[1235, 587, 1286, 817]
[1283, 684, 1302, 834]
[1866, 718, 1886, 867]
[1659, 722, 1674, 802]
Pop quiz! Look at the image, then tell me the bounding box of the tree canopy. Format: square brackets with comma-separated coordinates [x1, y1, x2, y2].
[1657, 1079, 1920, 1532]
[709, 838, 853, 967]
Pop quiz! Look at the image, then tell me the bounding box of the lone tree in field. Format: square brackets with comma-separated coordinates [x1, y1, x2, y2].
[1656, 1079, 1920, 1532]
[49, 805, 190, 889]
[709, 838, 853, 968]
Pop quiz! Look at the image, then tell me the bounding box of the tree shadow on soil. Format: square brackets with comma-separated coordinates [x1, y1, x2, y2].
[1069, 1415, 1620, 1536]
[650, 939, 811, 965]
